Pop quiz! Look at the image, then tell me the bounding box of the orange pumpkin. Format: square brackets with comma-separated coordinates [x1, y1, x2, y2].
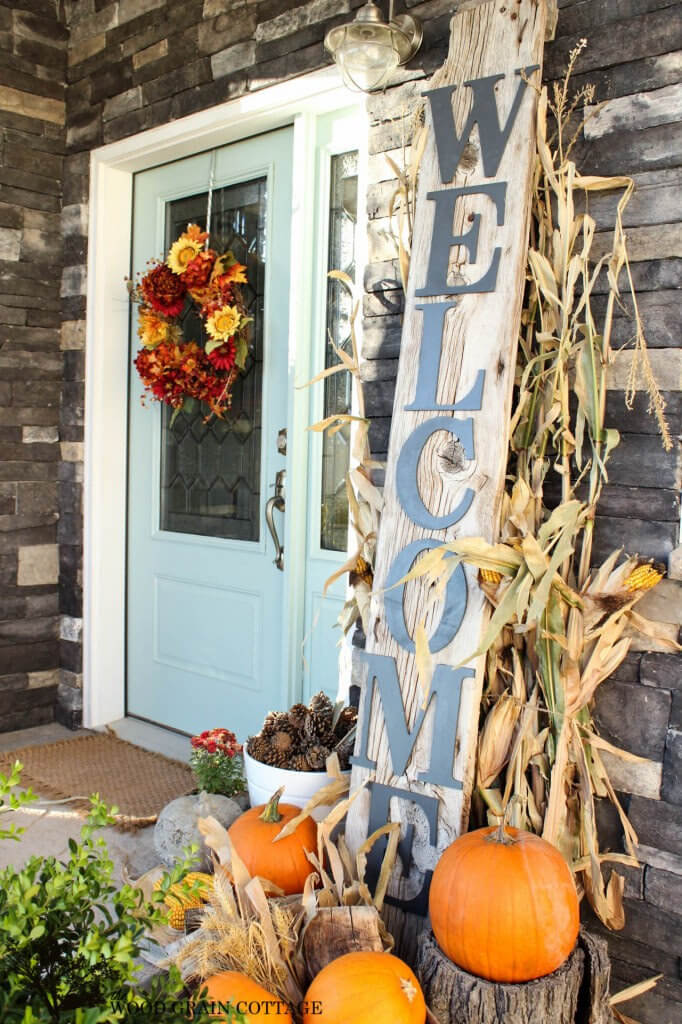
[302, 951, 426, 1024]
[429, 823, 580, 983]
[227, 787, 317, 895]
[199, 971, 292, 1021]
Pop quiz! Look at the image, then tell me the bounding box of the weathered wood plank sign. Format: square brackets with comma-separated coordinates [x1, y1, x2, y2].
[346, 0, 549, 959]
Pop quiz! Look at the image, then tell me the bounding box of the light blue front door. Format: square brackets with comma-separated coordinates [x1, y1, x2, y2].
[127, 129, 294, 737]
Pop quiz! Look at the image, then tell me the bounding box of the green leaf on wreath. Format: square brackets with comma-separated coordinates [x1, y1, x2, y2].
[235, 336, 248, 370]
[205, 337, 223, 356]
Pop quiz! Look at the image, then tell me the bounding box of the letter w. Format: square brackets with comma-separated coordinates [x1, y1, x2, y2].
[424, 67, 539, 182]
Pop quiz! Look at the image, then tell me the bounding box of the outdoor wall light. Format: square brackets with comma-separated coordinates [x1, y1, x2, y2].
[324, 1, 423, 93]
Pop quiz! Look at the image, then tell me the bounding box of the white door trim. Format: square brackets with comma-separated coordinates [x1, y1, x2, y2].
[83, 68, 362, 728]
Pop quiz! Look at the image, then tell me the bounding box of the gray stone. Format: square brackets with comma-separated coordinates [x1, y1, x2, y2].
[55, 679, 83, 731]
[153, 792, 242, 869]
[645, 864, 682, 910]
[628, 796, 682, 855]
[669, 545, 682, 582]
[119, 0, 165, 25]
[17, 544, 58, 586]
[671, 692, 682, 731]
[662, 730, 682, 805]
[60, 265, 86, 298]
[62, 204, 89, 238]
[640, 653, 681, 691]
[102, 87, 143, 121]
[594, 680, 671, 760]
[255, 0, 349, 42]
[198, 10, 257, 54]
[0, 229, 21, 261]
[22, 426, 59, 444]
[599, 749, 661, 800]
[210, 40, 256, 78]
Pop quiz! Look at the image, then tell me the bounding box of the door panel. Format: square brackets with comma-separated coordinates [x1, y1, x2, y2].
[127, 128, 293, 737]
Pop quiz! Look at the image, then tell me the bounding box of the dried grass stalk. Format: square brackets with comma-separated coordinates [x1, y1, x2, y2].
[166, 762, 399, 1016]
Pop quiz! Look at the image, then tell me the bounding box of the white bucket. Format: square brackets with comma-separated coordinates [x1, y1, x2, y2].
[243, 748, 349, 821]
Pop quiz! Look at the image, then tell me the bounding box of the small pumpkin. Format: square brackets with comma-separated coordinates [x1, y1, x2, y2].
[199, 971, 292, 1022]
[429, 822, 580, 983]
[302, 951, 426, 1024]
[227, 786, 317, 895]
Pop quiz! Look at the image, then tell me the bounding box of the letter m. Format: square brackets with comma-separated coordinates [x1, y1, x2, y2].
[350, 651, 470, 788]
[424, 67, 539, 181]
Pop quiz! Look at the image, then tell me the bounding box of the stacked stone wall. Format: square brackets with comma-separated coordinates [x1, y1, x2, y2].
[0, 0, 66, 730]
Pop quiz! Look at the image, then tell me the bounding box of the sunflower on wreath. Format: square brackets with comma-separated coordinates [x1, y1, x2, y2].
[129, 223, 251, 420]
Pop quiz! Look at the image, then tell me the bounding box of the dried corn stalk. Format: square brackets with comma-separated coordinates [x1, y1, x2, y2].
[400, 44, 676, 932]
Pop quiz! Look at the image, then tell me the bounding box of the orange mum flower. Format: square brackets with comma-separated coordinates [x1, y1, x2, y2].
[137, 308, 179, 348]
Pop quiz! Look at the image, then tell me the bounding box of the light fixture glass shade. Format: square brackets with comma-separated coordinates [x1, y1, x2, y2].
[336, 36, 400, 92]
[324, 4, 422, 94]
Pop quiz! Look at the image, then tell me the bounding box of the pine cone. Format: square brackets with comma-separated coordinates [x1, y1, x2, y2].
[309, 691, 334, 719]
[262, 711, 293, 738]
[287, 702, 309, 731]
[247, 735, 275, 765]
[268, 745, 292, 768]
[290, 753, 310, 772]
[301, 711, 317, 743]
[271, 730, 294, 755]
[305, 743, 331, 771]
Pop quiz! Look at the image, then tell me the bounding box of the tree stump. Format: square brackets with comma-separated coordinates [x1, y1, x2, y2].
[575, 930, 613, 1024]
[302, 906, 386, 981]
[417, 929, 613, 1024]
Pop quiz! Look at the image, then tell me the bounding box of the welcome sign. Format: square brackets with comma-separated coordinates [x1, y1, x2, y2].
[346, 0, 549, 951]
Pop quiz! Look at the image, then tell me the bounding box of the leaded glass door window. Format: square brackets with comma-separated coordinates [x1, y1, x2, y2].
[160, 178, 266, 542]
[301, 107, 362, 704]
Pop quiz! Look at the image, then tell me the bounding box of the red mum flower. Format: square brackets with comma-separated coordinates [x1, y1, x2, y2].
[206, 740, 217, 753]
[206, 338, 237, 372]
[141, 261, 187, 317]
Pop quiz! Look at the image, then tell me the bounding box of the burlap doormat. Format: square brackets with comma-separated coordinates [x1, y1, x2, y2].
[0, 732, 195, 830]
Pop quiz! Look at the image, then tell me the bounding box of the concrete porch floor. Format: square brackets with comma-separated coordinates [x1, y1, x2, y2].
[0, 722, 180, 882]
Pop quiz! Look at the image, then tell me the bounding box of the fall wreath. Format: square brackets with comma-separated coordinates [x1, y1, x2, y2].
[130, 223, 251, 419]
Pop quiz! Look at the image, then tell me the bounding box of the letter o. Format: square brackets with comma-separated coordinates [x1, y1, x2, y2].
[384, 539, 467, 653]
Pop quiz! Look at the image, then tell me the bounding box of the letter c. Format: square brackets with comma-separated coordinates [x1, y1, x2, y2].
[396, 416, 475, 528]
